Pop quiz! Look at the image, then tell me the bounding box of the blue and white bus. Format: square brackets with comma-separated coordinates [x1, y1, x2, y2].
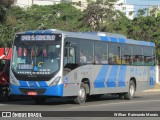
[10, 29, 156, 104]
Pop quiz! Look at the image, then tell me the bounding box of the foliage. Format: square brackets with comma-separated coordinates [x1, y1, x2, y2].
[81, 0, 119, 31]
[0, 0, 14, 22]
[0, 3, 84, 47]
[127, 16, 160, 60]
[0, 2, 160, 61]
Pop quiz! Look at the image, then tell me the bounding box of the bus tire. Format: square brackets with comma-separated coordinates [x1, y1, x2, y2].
[33, 97, 46, 105]
[0, 86, 10, 102]
[74, 82, 88, 104]
[124, 81, 135, 100]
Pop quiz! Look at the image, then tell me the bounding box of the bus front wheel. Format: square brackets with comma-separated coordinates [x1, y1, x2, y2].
[124, 81, 135, 100]
[0, 86, 10, 102]
[74, 82, 88, 104]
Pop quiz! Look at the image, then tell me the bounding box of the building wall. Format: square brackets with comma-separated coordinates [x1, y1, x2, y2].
[114, 0, 135, 20]
[14, 0, 135, 19]
[121, 5, 134, 20]
[71, 0, 88, 11]
[14, 0, 32, 7]
[14, 0, 61, 7]
[33, 0, 61, 5]
[148, 5, 160, 17]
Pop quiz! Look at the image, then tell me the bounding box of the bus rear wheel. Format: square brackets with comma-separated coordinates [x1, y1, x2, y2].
[74, 82, 88, 104]
[124, 81, 135, 100]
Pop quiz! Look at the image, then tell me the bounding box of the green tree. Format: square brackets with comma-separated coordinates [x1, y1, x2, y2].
[0, 3, 85, 47]
[0, 0, 14, 22]
[127, 15, 160, 61]
[9, 3, 84, 31]
[81, 0, 129, 33]
[137, 9, 147, 17]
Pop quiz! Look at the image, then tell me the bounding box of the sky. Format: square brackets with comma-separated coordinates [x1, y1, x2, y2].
[127, 0, 160, 6]
[126, 0, 160, 13]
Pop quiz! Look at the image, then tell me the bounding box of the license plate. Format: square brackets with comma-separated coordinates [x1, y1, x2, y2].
[27, 91, 37, 96]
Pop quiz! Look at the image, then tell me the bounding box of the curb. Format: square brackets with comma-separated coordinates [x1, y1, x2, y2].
[143, 89, 160, 92]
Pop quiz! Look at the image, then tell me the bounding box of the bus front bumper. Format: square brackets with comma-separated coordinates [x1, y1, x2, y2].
[10, 84, 63, 97]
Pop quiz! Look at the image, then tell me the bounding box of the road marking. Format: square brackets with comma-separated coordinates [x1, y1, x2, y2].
[61, 99, 160, 110]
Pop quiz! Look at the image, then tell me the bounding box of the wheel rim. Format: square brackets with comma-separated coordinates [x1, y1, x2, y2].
[130, 85, 135, 97]
[79, 87, 86, 101]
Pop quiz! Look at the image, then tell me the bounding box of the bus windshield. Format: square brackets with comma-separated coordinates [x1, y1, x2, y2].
[11, 42, 61, 76]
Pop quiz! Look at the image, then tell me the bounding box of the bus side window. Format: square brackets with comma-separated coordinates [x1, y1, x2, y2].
[108, 43, 121, 65]
[69, 47, 76, 63]
[121, 44, 132, 65]
[132, 46, 143, 66]
[94, 41, 108, 64]
[143, 46, 155, 66]
[64, 48, 68, 66]
[64, 47, 76, 65]
[80, 51, 87, 63]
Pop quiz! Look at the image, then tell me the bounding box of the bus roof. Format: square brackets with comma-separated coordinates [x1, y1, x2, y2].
[16, 29, 155, 47]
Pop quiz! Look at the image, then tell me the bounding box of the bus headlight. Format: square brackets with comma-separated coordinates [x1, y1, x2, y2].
[50, 76, 61, 86]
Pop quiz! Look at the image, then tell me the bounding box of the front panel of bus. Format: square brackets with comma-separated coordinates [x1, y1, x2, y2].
[10, 33, 64, 96]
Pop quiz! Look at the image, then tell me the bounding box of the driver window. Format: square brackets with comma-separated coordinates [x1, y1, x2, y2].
[64, 47, 76, 66]
[69, 47, 76, 63]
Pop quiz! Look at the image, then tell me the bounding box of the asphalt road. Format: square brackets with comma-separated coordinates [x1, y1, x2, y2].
[0, 92, 160, 111]
[0, 92, 160, 119]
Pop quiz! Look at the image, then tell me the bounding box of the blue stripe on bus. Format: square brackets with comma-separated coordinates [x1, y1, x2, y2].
[149, 67, 155, 86]
[107, 66, 119, 87]
[110, 37, 117, 42]
[138, 41, 148, 46]
[117, 66, 126, 87]
[118, 38, 125, 43]
[19, 81, 28, 87]
[94, 65, 109, 88]
[100, 36, 109, 41]
[150, 42, 155, 47]
[28, 81, 38, 87]
[38, 81, 48, 87]
[10, 84, 21, 95]
[43, 30, 53, 34]
[44, 84, 63, 96]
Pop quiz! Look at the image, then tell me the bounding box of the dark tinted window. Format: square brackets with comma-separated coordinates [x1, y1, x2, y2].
[143, 46, 155, 65]
[94, 42, 108, 64]
[121, 44, 132, 65]
[132, 45, 143, 65]
[80, 40, 93, 64]
[108, 43, 121, 64]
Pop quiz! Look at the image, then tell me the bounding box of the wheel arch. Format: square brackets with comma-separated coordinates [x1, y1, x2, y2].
[81, 78, 90, 94]
[130, 77, 136, 91]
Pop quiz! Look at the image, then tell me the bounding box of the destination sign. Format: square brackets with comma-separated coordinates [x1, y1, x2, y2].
[21, 35, 56, 41]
